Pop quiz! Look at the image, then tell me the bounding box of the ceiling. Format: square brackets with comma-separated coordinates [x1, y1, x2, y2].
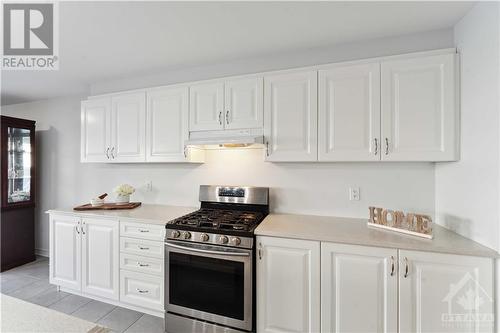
[1, 1, 474, 106]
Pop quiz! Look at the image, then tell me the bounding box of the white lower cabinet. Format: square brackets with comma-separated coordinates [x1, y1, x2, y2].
[81, 218, 119, 300]
[321, 243, 397, 333]
[257, 237, 494, 333]
[120, 269, 163, 311]
[49, 213, 164, 316]
[50, 214, 119, 299]
[49, 214, 82, 291]
[399, 250, 494, 333]
[257, 236, 320, 333]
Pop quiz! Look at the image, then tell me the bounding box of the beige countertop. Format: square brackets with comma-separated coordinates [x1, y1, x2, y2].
[47, 204, 197, 225]
[255, 213, 498, 258]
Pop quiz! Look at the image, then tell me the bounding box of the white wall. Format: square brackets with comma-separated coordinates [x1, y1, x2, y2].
[1, 96, 435, 255]
[435, 2, 500, 252]
[1, 29, 454, 255]
[90, 28, 454, 95]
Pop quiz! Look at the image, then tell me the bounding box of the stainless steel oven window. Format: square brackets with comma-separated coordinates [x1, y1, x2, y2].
[165, 241, 253, 331]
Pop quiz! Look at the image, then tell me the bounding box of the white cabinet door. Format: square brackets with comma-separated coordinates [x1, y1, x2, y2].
[81, 218, 119, 300]
[399, 250, 494, 333]
[81, 98, 111, 163]
[319, 63, 381, 161]
[264, 70, 318, 161]
[146, 86, 189, 162]
[321, 243, 397, 333]
[110, 92, 146, 162]
[224, 76, 263, 130]
[49, 214, 81, 291]
[381, 53, 458, 161]
[189, 81, 224, 131]
[257, 236, 320, 333]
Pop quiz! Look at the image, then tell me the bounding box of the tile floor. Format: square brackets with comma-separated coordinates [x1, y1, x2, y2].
[0, 257, 164, 333]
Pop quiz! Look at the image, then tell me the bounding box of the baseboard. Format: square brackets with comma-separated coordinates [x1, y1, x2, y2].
[35, 248, 49, 257]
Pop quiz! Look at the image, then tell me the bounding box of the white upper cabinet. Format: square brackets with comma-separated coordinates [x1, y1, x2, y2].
[110, 92, 146, 162]
[224, 76, 263, 130]
[319, 63, 381, 161]
[257, 236, 320, 333]
[81, 98, 111, 163]
[381, 53, 458, 161]
[82, 50, 459, 163]
[189, 81, 225, 131]
[146, 86, 201, 162]
[321, 242, 397, 333]
[399, 250, 494, 333]
[81, 218, 119, 300]
[264, 70, 318, 161]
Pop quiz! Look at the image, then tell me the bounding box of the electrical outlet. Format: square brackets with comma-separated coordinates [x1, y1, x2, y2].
[349, 187, 360, 201]
[145, 181, 153, 192]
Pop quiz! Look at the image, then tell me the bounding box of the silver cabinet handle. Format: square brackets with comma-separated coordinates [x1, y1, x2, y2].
[138, 246, 149, 250]
[183, 145, 187, 158]
[81, 221, 86, 235]
[105, 147, 110, 159]
[258, 242, 263, 260]
[110, 147, 115, 159]
[136, 288, 149, 294]
[374, 138, 378, 155]
[390, 256, 395, 276]
[403, 257, 409, 278]
[75, 225, 80, 234]
[137, 262, 149, 267]
[218, 111, 222, 125]
[385, 138, 389, 155]
[266, 141, 270, 157]
[138, 229, 149, 233]
[226, 110, 230, 125]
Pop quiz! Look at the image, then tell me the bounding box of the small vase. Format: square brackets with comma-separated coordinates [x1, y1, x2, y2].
[115, 194, 130, 205]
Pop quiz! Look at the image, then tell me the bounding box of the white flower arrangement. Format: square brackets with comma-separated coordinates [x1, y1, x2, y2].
[113, 184, 135, 196]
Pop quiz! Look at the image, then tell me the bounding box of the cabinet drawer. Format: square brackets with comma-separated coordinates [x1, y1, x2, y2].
[120, 253, 163, 276]
[120, 222, 165, 241]
[120, 270, 163, 311]
[120, 237, 163, 259]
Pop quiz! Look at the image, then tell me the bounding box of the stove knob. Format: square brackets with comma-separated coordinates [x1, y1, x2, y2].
[171, 230, 180, 239]
[182, 231, 191, 240]
[218, 235, 228, 244]
[231, 237, 241, 246]
[200, 233, 209, 242]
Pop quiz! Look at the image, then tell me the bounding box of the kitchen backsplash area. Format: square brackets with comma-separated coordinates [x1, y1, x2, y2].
[78, 148, 435, 217]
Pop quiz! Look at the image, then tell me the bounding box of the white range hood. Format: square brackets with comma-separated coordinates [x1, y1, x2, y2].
[185, 135, 264, 149]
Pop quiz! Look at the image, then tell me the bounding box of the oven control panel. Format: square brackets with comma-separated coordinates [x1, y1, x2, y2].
[218, 187, 245, 198]
[166, 230, 253, 249]
[199, 185, 269, 205]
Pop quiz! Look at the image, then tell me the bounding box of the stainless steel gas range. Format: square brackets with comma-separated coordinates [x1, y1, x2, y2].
[164, 185, 269, 333]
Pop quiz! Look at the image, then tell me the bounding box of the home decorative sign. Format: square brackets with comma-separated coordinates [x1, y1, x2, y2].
[368, 206, 433, 239]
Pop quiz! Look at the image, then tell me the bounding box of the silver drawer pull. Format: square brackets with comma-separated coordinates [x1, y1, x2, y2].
[138, 229, 149, 233]
[138, 246, 150, 250]
[137, 262, 149, 267]
[136, 288, 149, 294]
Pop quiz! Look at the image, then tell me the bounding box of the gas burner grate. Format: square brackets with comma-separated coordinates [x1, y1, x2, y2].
[169, 208, 264, 233]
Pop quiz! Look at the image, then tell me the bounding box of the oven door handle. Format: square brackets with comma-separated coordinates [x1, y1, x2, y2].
[166, 242, 250, 257]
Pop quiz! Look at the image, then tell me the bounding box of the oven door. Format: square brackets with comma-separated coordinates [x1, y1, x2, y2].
[165, 240, 253, 331]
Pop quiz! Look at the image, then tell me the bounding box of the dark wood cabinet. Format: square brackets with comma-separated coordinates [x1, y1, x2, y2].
[1, 116, 36, 271]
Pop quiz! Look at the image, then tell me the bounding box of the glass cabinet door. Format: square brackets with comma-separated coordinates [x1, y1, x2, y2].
[7, 127, 32, 204]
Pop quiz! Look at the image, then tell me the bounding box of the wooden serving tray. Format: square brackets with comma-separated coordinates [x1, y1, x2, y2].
[73, 202, 142, 211]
